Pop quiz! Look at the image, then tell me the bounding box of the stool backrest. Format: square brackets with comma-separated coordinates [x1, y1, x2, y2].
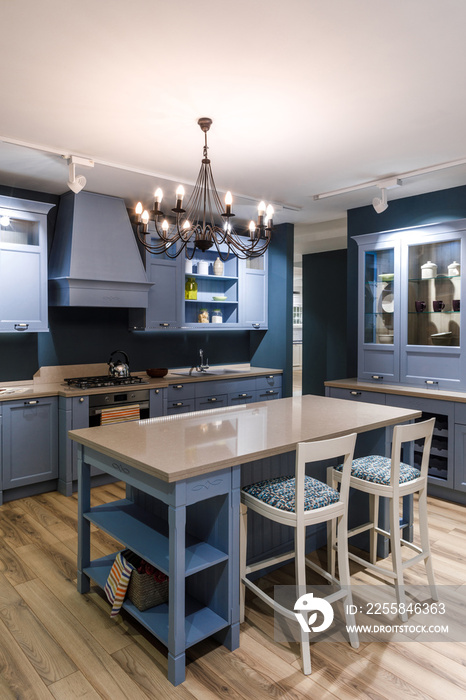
[391, 417, 435, 486]
[295, 433, 357, 517]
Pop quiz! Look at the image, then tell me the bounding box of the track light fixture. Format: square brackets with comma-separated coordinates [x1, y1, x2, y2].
[372, 187, 388, 213]
[67, 156, 94, 194]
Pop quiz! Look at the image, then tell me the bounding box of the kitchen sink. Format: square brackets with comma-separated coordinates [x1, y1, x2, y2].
[0, 387, 29, 395]
[171, 369, 246, 377]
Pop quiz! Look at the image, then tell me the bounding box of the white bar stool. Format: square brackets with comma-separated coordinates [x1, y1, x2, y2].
[327, 417, 437, 621]
[240, 433, 359, 675]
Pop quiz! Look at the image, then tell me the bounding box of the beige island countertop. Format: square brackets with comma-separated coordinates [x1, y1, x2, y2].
[69, 394, 421, 482]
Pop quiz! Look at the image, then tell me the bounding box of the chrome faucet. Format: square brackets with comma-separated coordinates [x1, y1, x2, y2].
[189, 348, 210, 375]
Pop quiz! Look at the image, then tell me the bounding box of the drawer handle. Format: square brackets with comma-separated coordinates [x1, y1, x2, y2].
[25, 400, 39, 405]
[159, 323, 169, 327]
[174, 384, 183, 389]
[173, 402, 184, 407]
[252, 323, 261, 329]
[371, 375, 384, 380]
[350, 391, 361, 396]
[266, 390, 276, 394]
[208, 397, 217, 402]
[14, 323, 29, 331]
[425, 380, 438, 386]
[153, 389, 159, 394]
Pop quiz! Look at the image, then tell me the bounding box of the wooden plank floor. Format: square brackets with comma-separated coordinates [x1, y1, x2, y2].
[0, 483, 465, 699]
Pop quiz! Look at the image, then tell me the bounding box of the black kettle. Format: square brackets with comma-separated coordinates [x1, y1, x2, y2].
[108, 350, 130, 377]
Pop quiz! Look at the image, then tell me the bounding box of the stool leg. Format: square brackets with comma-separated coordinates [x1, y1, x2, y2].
[239, 503, 248, 624]
[336, 511, 359, 649]
[418, 486, 438, 601]
[369, 494, 379, 564]
[295, 523, 311, 675]
[389, 495, 407, 621]
[326, 467, 337, 578]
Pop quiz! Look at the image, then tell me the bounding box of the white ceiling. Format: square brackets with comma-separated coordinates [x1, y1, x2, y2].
[2, 0, 466, 239]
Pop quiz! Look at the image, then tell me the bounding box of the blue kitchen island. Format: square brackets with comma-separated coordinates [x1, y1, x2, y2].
[69, 395, 420, 685]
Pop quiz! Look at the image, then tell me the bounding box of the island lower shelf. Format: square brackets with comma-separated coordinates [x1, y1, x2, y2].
[84, 553, 229, 649]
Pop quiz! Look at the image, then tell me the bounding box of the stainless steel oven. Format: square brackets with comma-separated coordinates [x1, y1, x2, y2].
[88, 389, 150, 426]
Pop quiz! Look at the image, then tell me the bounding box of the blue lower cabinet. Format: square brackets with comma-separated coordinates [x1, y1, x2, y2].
[2, 396, 58, 501]
[195, 394, 228, 411]
[150, 388, 165, 417]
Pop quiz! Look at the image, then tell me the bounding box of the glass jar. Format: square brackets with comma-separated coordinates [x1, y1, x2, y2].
[185, 276, 197, 300]
[198, 307, 209, 323]
[212, 308, 223, 323]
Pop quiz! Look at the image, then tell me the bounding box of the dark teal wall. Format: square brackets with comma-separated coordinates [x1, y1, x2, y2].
[347, 183, 466, 376]
[250, 223, 294, 397]
[302, 248, 347, 395]
[0, 185, 293, 385]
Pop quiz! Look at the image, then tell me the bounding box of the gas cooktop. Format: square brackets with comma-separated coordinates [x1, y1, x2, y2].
[64, 375, 148, 390]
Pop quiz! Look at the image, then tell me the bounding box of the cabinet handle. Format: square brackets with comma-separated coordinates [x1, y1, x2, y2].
[208, 397, 217, 402]
[350, 391, 362, 396]
[159, 323, 169, 327]
[266, 390, 276, 394]
[79, 397, 85, 403]
[14, 323, 29, 331]
[252, 323, 261, 329]
[371, 375, 384, 380]
[25, 400, 39, 405]
[425, 380, 439, 386]
[174, 385, 183, 389]
[173, 402, 184, 407]
[153, 389, 159, 394]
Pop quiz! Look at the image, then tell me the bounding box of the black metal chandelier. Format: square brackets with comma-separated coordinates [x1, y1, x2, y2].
[134, 117, 274, 260]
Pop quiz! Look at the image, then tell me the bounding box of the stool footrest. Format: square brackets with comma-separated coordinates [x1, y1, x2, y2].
[348, 551, 397, 579]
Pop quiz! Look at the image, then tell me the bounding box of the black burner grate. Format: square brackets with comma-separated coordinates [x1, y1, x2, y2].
[65, 375, 147, 389]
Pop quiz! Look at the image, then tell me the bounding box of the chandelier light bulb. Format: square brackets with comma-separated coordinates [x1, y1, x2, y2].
[258, 201, 266, 216]
[249, 220, 256, 238]
[141, 210, 149, 225]
[182, 219, 190, 230]
[154, 188, 163, 203]
[135, 202, 143, 216]
[176, 185, 185, 201]
[225, 191, 233, 206]
[162, 219, 169, 232]
[266, 204, 274, 226]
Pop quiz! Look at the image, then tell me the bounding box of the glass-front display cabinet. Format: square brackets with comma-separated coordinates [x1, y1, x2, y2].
[357, 238, 400, 382]
[355, 220, 466, 390]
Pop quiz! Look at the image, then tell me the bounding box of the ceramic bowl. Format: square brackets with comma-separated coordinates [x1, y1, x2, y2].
[379, 334, 394, 344]
[431, 332, 452, 346]
[146, 368, 168, 378]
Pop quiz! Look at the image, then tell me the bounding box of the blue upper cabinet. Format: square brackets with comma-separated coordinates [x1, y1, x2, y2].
[129, 226, 183, 330]
[239, 253, 268, 329]
[130, 234, 268, 331]
[0, 196, 54, 333]
[354, 219, 466, 390]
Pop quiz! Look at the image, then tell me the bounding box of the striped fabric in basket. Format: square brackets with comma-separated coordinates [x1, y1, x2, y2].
[100, 404, 140, 425]
[104, 551, 135, 617]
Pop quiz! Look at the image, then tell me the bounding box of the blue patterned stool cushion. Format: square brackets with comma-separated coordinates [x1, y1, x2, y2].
[242, 475, 340, 512]
[335, 455, 421, 485]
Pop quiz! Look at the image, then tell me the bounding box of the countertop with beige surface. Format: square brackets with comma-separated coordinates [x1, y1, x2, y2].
[325, 377, 466, 403]
[0, 363, 283, 402]
[69, 394, 421, 482]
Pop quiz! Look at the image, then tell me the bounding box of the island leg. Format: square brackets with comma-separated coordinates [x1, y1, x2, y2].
[77, 447, 91, 594]
[168, 499, 186, 686]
